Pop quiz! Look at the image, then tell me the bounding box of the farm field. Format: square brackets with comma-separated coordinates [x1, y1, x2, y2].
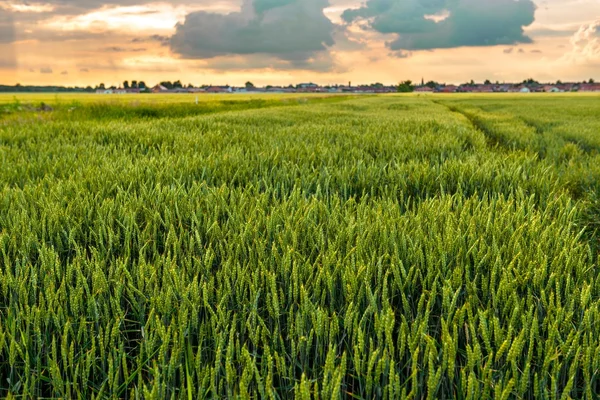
[0, 93, 599, 398]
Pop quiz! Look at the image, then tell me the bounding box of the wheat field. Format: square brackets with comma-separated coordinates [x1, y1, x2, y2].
[0, 93, 599, 398]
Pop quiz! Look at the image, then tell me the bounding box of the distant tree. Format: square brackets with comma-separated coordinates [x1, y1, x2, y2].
[425, 81, 438, 89]
[556, 80, 562, 85]
[187, 83, 194, 89]
[484, 79, 492, 85]
[397, 80, 414, 93]
[590, 78, 595, 84]
[522, 78, 539, 85]
[109, 85, 117, 90]
[98, 83, 106, 90]
[470, 79, 475, 85]
[123, 80, 130, 89]
[245, 81, 255, 89]
[138, 81, 147, 89]
[266, 85, 273, 90]
[131, 80, 138, 88]
[371, 82, 384, 88]
[160, 81, 174, 89]
[173, 80, 183, 89]
[85, 86, 93, 92]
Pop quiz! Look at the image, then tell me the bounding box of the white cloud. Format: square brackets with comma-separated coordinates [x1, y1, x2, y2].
[563, 20, 600, 64]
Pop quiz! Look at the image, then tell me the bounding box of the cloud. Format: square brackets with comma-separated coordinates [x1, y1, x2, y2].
[563, 20, 600, 63]
[40, 67, 53, 73]
[170, 0, 339, 71]
[132, 34, 170, 46]
[526, 27, 577, 38]
[0, 9, 16, 71]
[61, 70, 68, 75]
[504, 47, 514, 54]
[80, 68, 89, 72]
[392, 50, 412, 58]
[9, 0, 195, 14]
[342, 0, 536, 51]
[104, 46, 147, 52]
[0, 58, 17, 69]
[0, 9, 15, 44]
[196, 52, 342, 73]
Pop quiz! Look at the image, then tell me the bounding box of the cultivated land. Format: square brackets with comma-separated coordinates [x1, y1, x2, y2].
[0, 93, 599, 398]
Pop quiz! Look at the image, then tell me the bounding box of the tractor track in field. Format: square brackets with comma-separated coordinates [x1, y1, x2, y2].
[431, 100, 509, 152]
[432, 99, 600, 262]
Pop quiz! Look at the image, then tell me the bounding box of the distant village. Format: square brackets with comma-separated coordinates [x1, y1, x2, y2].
[95, 79, 600, 95]
[2, 79, 599, 94]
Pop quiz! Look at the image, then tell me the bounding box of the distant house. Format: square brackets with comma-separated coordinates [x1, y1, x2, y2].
[579, 83, 600, 92]
[168, 88, 193, 93]
[96, 89, 113, 94]
[354, 86, 375, 93]
[152, 84, 169, 93]
[298, 83, 318, 89]
[558, 83, 576, 92]
[297, 85, 324, 93]
[205, 86, 232, 93]
[440, 85, 458, 93]
[114, 88, 127, 94]
[375, 86, 397, 93]
[478, 85, 495, 93]
[544, 86, 562, 93]
[415, 86, 434, 93]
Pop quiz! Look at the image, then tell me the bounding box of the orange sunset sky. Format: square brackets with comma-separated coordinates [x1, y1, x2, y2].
[0, 0, 599, 87]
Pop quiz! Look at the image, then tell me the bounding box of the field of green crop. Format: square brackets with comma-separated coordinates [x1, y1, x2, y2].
[0, 93, 599, 398]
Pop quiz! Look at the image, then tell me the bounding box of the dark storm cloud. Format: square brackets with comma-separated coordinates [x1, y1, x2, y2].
[342, 0, 536, 52]
[170, 0, 338, 70]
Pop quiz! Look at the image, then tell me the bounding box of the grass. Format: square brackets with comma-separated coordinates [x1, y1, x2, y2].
[0, 93, 599, 398]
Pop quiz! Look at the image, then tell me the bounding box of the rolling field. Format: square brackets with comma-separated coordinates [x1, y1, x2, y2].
[0, 93, 599, 398]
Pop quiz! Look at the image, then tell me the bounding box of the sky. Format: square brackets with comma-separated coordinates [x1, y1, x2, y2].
[0, 0, 599, 86]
